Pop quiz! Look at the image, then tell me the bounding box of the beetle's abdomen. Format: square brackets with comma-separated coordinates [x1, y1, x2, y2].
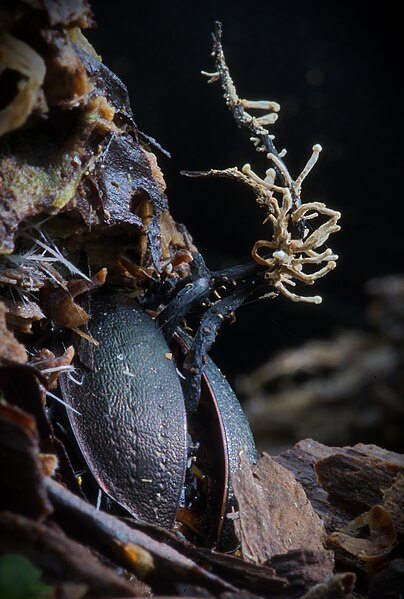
[61, 297, 188, 528]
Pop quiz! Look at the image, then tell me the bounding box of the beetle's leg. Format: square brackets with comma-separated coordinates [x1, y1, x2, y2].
[158, 276, 211, 341]
[211, 258, 264, 283]
[157, 252, 212, 341]
[143, 251, 206, 311]
[182, 281, 263, 413]
[157, 252, 270, 411]
[156, 252, 265, 342]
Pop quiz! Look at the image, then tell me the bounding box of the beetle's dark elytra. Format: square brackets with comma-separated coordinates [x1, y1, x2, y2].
[60, 294, 257, 545]
[200, 344, 258, 548]
[61, 295, 188, 528]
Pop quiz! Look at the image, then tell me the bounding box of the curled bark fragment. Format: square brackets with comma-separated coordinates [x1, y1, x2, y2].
[329, 505, 397, 564]
[315, 446, 404, 518]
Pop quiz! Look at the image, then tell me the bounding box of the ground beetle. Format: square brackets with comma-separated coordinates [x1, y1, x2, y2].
[61, 294, 257, 549]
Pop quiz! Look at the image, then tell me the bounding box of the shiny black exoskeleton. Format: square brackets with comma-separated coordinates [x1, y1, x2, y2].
[61, 294, 257, 549]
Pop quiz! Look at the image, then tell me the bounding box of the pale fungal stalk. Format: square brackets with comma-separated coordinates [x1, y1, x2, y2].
[198, 22, 341, 304]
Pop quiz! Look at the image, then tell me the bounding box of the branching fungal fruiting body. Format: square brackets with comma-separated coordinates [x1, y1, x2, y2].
[155, 22, 342, 411]
[197, 22, 341, 304]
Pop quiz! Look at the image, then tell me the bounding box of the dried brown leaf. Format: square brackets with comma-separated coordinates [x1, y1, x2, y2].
[41, 267, 106, 329]
[30, 346, 75, 390]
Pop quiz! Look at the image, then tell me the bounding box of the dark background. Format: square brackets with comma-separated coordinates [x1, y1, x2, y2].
[87, 1, 402, 384]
